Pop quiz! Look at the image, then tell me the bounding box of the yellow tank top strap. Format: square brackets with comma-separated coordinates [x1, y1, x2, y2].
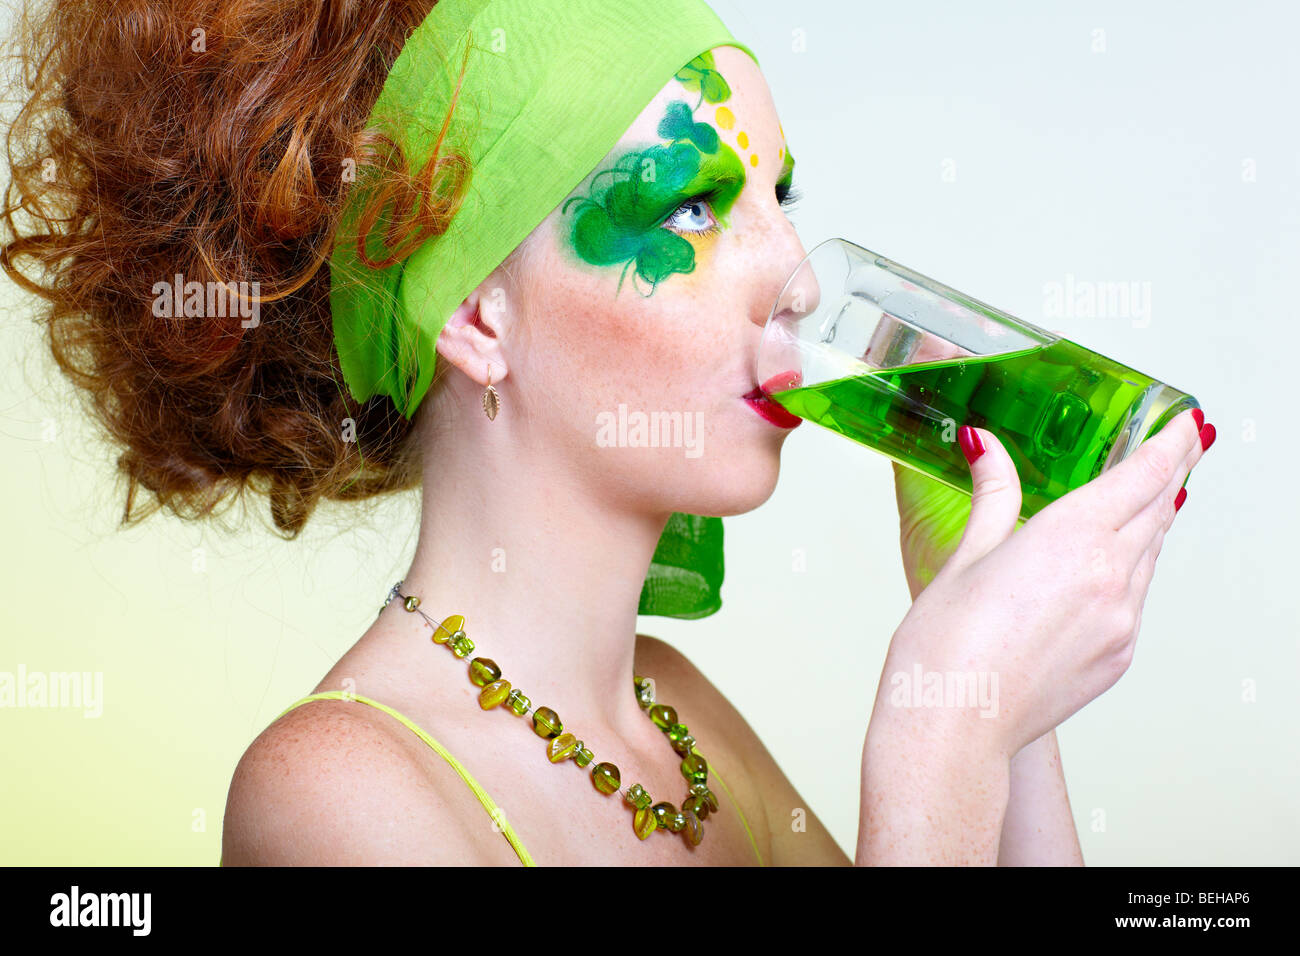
[218, 691, 765, 867]
[281, 691, 537, 865]
[708, 764, 766, 866]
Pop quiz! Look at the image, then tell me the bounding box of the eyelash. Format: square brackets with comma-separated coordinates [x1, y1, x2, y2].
[662, 183, 802, 237]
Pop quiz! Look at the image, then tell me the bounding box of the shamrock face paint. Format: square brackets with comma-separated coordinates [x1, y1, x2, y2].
[675, 49, 732, 108]
[561, 51, 746, 296]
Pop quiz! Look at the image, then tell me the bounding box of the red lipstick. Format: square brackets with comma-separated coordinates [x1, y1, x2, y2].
[743, 370, 803, 429]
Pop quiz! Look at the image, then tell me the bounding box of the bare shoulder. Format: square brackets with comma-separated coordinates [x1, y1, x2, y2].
[635, 634, 852, 866]
[633, 633, 775, 764]
[633, 634, 755, 740]
[221, 697, 492, 865]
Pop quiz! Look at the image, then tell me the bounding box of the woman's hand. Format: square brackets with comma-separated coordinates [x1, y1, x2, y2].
[893, 460, 1023, 600]
[882, 408, 1212, 760]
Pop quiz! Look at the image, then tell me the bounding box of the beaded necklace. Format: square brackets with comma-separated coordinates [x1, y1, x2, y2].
[384, 581, 720, 846]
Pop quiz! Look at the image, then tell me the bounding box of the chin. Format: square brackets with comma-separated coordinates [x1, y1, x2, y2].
[674, 442, 785, 518]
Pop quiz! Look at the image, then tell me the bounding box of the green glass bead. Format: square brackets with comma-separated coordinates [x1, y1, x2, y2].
[573, 743, 593, 768]
[667, 723, 690, 743]
[478, 678, 511, 710]
[683, 795, 710, 821]
[531, 706, 562, 739]
[434, 615, 464, 644]
[681, 808, 704, 845]
[670, 734, 697, 756]
[403, 595, 420, 612]
[469, 657, 501, 687]
[680, 753, 708, 781]
[634, 675, 655, 709]
[686, 781, 717, 811]
[651, 802, 678, 830]
[633, 807, 658, 840]
[506, 689, 530, 716]
[648, 703, 677, 730]
[450, 633, 474, 658]
[592, 762, 621, 795]
[686, 759, 707, 790]
[547, 732, 578, 763]
[624, 783, 652, 810]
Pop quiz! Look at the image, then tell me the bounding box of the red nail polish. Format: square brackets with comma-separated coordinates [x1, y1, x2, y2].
[1199, 423, 1216, 452]
[1174, 487, 1187, 512]
[958, 425, 986, 465]
[1191, 408, 1204, 431]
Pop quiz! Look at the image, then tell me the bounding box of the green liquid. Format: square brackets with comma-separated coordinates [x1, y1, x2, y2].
[771, 338, 1195, 520]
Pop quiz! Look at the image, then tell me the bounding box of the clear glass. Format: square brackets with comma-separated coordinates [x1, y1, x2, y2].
[757, 238, 1200, 520]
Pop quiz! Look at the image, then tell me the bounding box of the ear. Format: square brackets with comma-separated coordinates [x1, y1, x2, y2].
[434, 277, 513, 386]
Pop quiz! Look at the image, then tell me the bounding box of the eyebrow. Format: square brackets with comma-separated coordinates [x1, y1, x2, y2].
[693, 148, 744, 187]
[580, 136, 792, 216]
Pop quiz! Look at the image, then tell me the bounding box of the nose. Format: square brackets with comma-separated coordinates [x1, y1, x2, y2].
[752, 218, 820, 393]
[760, 222, 820, 329]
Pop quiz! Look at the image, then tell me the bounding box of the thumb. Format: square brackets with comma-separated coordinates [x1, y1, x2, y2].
[943, 425, 1023, 575]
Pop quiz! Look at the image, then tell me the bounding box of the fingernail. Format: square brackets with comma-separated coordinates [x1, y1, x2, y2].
[1191, 408, 1204, 430]
[1174, 487, 1187, 512]
[958, 425, 986, 465]
[1199, 423, 1216, 452]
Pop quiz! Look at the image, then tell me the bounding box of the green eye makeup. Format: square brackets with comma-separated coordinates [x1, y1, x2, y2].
[776, 146, 800, 209]
[561, 51, 745, 296]
[560, 51, 799, 296]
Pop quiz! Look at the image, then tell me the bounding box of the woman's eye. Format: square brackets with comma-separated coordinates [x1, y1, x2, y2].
[663, 197, 718, 235]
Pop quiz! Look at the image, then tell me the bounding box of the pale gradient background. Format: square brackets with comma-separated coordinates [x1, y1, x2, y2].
[2, 0, 1296, 865]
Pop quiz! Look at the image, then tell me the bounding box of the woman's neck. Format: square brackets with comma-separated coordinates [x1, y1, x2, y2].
[390, 409, 673, 742]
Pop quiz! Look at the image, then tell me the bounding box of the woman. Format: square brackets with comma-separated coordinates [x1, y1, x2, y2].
[2, 0, 1213, 866]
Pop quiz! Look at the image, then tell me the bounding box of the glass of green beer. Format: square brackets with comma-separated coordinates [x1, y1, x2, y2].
[757, 238, 1200, 521]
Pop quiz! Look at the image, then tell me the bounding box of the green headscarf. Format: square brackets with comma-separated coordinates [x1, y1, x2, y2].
[329, 0, 759, 619]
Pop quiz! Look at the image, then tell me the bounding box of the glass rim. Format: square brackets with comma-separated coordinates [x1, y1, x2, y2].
[763, 236, 868, 334]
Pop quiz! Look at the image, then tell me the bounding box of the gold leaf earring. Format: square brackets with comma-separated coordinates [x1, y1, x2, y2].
[482, 365, 500, 421]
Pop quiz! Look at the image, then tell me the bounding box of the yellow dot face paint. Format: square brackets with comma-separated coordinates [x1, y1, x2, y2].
[750, 154, 759, 167]
[715, 106, 735, 130]
[737, 130, 749, 150]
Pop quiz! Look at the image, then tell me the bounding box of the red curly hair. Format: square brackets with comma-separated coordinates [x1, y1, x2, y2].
[0, 0, 497, 536]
